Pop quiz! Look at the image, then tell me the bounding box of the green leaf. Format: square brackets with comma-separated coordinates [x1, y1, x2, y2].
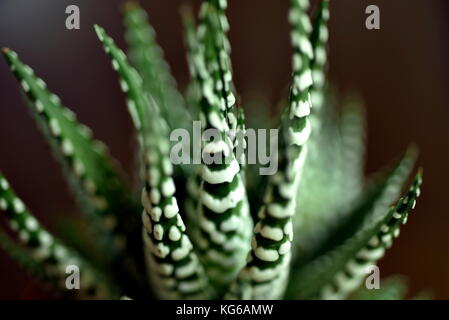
[286, 170, 422, 299]
[293, 93, 367, 258]
[292, 0, 339, 258]
[235, 106, 247, 172]
[321, 149, 416, 254]
[123, 2, 191, 133]
[180, 4, 252, 295]
[95, 24, 213, 299]
[309, 0, 330, 111]
[338, 95, 366, 205]
[226, 0, 315, 299]
[1, 48, 137, 254]
[198, 0, 238, 137]
[296, 147, 416, 266]
[180, 7, 208, 255]
[293, 92, 343, 257]
[0, 173, 118, 299]
[0, 227, 47, 281]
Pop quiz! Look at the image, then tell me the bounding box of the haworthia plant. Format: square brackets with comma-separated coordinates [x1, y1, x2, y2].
[0, 0, 424, 300]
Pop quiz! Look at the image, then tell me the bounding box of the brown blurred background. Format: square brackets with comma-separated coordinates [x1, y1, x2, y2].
[0, 0, 448, 299]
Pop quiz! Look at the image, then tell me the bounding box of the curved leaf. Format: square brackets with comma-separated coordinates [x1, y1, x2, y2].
[95, 25, 213, 299]
[226, 0, 314, 299]
[180, 5, 252, 295]
[123, 2, 191, 133]
[287, 170, 422, 299]
[1, 49, 137, 255]
[296, 147, 416, 266]
[0, 173, 118, 299]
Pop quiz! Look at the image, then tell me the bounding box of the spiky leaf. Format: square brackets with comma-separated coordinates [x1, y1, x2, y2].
[180, 4, 253, 294]
[95, 25, 213, 299]
[226, 0, 315, 300]
[123, 2, 191, 134]
[1, 49, 137, 255]
[0, 227, 47, 282]
[287, 170, 422, 299]
[0, 173, 117, 299]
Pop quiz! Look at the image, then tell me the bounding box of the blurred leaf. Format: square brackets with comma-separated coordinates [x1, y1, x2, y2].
[123, 2, 191, 133]
[297, 147, 416, 265]
[95, 24, 213, 299]
[0, 173, 118, 299]
[0, 227, 47, 281]
[2, 48, 138, 258]
[287, 170, 422, 299]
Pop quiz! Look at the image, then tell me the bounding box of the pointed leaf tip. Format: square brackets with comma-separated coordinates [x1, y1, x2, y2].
[93, 24, 102, 34]
[417, 167, 423, 177]
[94, 24, 107, 43]
[2, 48, 17, 64]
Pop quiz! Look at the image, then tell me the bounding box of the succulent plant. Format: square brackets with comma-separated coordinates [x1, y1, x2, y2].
[0, 0, 423, 300]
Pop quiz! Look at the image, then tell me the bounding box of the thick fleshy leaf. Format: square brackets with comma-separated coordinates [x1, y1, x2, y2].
[295, 147, 416, 266]
[226, 0, 314, 299]
[309, 0, 330, 111]
[0, 227, 47, 282]
[180, 5, 252, 295]
[235, 106, 247, 171]
[1, 49, 137, 253]
[338, 96, 366, 205]
[198, 0, 239, 141]
[319, 149, 416, 255]
[292, 0, 337, 257]
[95, 25, 213, 299]
[293, 92, 343, 257]
[180, 8, 208, 255]
[123, 2, 191, 133]
[0, 173, 117, 299]
[294, 94, 367, 258]
[286, 170, 422, 299]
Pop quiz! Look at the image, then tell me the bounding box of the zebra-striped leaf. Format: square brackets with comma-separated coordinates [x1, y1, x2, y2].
[287, 170, 422, 299]
[0, 173, 117, 299]
[123, 2, 191, 133]
[1, 49, 137, 253]
[179, 3, 253, 295]
[95, 25, 213, 299]
[226, 0, 314, 299]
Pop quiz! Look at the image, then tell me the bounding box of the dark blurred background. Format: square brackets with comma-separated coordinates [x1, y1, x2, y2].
[0, 0, 448, 299]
